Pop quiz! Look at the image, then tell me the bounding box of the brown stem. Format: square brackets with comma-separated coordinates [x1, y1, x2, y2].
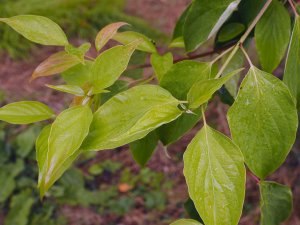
[288, 0, 299, 17]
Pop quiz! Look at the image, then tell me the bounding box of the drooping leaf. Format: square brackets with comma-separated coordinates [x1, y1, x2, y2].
[170, 219, 203, 225]
[130, 131, 158, 167]
[95, 22, 129, 51]
[228, 67, 298, 179]
[113, 31, 157, 53]
[46, 84, 85, 96]
[183, 124, 245, 225]
[39, 105, 93, 195]
[65, 42, 91, 63]
[0, 101, 54, 124]
[0, 15, 68, 46]
[172, 4, 192, 40]
[217, 22, 245, 42]
[260, 181, 292, 225]
[31, 51, 81, 81]
[81, 85, 182, 151]
[284, 16, 300, 110]
[255, 0, 291, 72]
[188, 68, 243, 109]
[183, 0, 241, 52]
[150, 52, 173, 81]
[90, 42, 137, 93]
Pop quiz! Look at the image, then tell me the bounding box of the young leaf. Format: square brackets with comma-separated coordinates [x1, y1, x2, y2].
[169, 37, 185, 49]
[228, 67, 298, 179]
[31, 51, 81, 81]
[284, 16, 300, 110]
[112, 31, 157, 53]
[187, 68, 243, 109]
[90, 42, 137, 93]
[260, 181, 292, 225]
[0, 15, 68, 46]
[183, 0, 241, 52]
[183, 124, 245, 225]
[0, 101, 54, 124]
[95, 22, 129, 51]
[150, 53, 173, 81]
[130, 131, 158, 167]
[46, 84, 85, 96]
[81, 85, 182, 151]
[65, 43, 91, 63]
[61, 61, 93, 86]
[170, 219, 203, 225]
[255, 0, 291, 72]
[39, 105, 93, 195]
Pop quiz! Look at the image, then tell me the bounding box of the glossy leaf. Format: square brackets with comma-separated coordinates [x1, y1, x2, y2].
[183, 0, 241, 52]
[172, 4, 192, 40]
[91, 42, 137, 93]
[39, 105, 93, 195]
[31, 51, 81, 81]
[150, 53, 173, 81]
[0, 15, 68, 46]
[95, 22, 129, 51]
[183, 124, 245, 225]
[170, 219, 203, 225]
[61, 61, 93, 86]
[0, 101, 54, 124]
[113, 31, 157, 53]
[228, 67, 298, 179]
[284, 16, 300, 110]
[188, 68, 243, 109]
[130, 131, 158, 167]
[46, 84, 85, 96]
[81, 85, 182, 151]
[65, 43, 91, 63]
[260, 181, 292, 225]
[255, 0, 290, 72]
[217, 22, 245, 42]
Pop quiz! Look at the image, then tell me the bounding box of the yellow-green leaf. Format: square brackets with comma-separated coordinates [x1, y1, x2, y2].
[170, 219, 203, 225]
[150, 52, 173, 81]
[46, 84, 85, 96]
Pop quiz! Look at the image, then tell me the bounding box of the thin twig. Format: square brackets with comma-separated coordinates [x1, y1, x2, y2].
[288, 0, 299, 17]
[240, 44, 253, 67]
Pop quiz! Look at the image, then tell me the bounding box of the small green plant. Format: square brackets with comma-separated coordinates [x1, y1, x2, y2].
[0, 0, 299, 224]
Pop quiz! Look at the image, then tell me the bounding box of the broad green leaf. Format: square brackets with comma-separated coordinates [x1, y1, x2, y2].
[101, 80, 129, 104]
[15, 126, 37, 158]
[123, 51, 147, 79]
[157, 61, 213, 145]
[0, 174, 15, 203]
[183, 0, 241, 52]
[183, 124, 245, 225]
[46, 84, 85, 96]
[0, 101, 54, 124]
[130, 131, 158, 167]
[188, 68, 243, 109]
[260, 181, 292, 225]
[95, 22, 129, 51]
[150, 53, 173, 81]
[217, 22, 245, 42]
[255, 0, 290, 72]
[91, 42, 137, 93]
[0, 15, 68, 46]
[65, 43, 91, 63]
[4, 190, 35, 225]
[81, 85, 182, 151]
[31, 51, 81, 81]
[170, 219, 203, 225]
[113, 31, 157, 53]
[284, 16, 300, 110]
[238, 0, 266, 25]
[172, 4, 192, 40]
[39, 105, 93, 195]
[228, 67, 298, 179]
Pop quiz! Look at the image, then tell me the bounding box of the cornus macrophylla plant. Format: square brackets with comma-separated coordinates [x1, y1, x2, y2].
[0, 0, 299, 224]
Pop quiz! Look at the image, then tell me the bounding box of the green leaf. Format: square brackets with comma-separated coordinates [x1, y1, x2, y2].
[169, 37, 185, 49]
[284, 16, 300, 110]
[130, 131, 158, 167]
[170, 219, 203, 225]
[39, 105, 93, 195]
[90, 42, 137, 93]
[184, 198, 204, 223]
[217, 22, 245, 42]
[101, 80, 129, 104]
[172, 4, 192, 40]
[0, 101, 54, 124]
[188, 68, 243, 109]
[183, 124, 245, 225]
[255, 0, 291, 72]
[260, 181, 292, 225]
[4, 190, 35, 225]
[0, 15, 68, 46]
[227, 67, 298, 179]
[183, 0, 241, 52]
[46, 84, 85, 96]
[31, 51, 81, 81]
[15, 126, 37, 158]
[65, 43, 91, 63]
[95, 22, 129, 51]
[238, 0, 266, 25]
[0, 174, 15, 203]
[81, 85, 182, 151]
[150, 53, 173, 81]
[113, 31, 157, 53]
